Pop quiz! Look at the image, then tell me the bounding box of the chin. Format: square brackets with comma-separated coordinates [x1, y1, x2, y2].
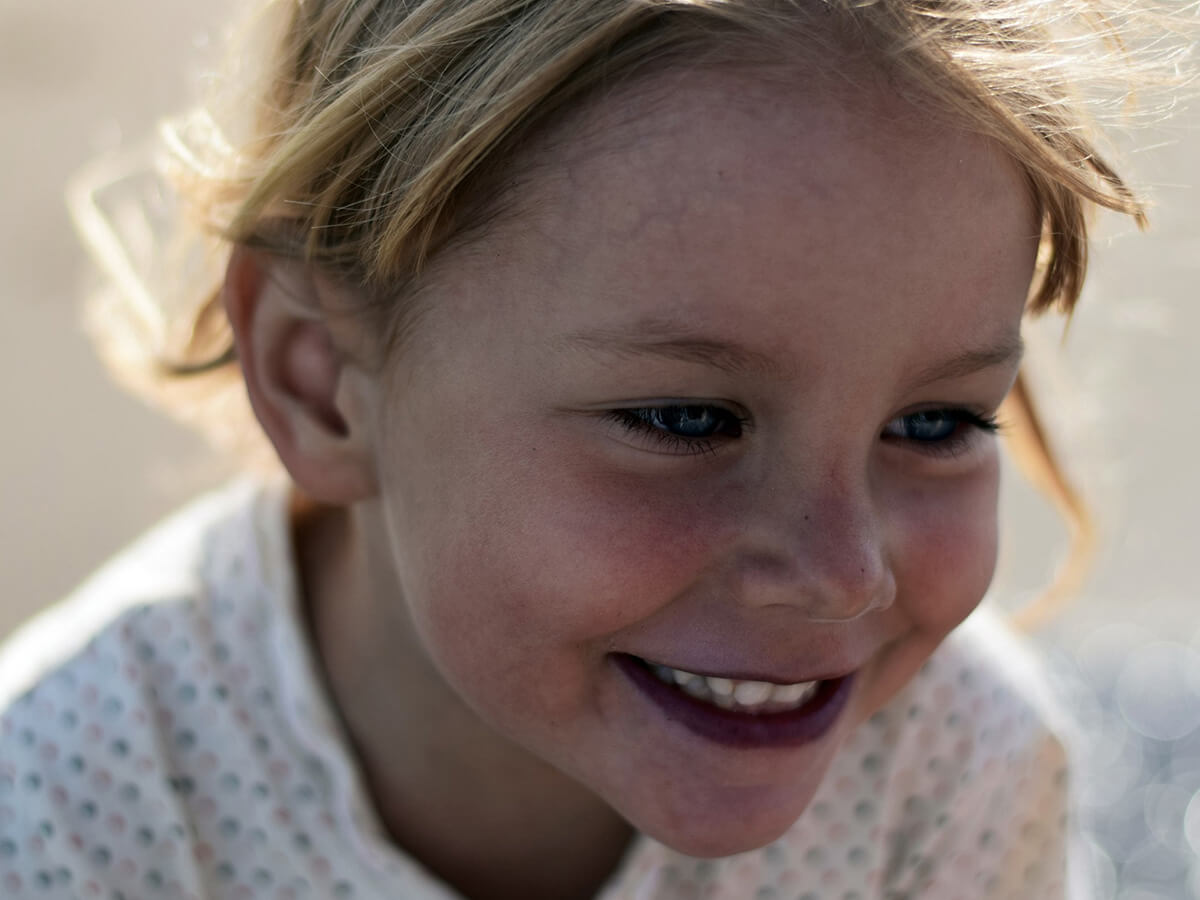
[624, 779, 822, 859]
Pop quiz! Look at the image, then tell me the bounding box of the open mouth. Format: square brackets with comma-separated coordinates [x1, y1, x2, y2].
[614, 654, 854, 748]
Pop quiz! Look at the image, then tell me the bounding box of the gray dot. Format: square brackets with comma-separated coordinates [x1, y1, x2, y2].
[848, 846, 870, 867]
[0, 839, 17, 859]
[333, 883, 355, 899]
[854, 800, 876, 821]
[90, 846, 111, 867]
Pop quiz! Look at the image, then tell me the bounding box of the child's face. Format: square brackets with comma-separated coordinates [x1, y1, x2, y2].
[357, 66, 1037, 855]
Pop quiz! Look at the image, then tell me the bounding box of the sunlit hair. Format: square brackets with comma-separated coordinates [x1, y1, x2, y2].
[73, 0, 1190, 625]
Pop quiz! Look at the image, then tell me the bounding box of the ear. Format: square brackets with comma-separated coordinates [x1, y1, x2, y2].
[222, 246, 378, 504]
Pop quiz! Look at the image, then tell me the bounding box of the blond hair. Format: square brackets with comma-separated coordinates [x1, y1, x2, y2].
[75, 0, 1191, 622]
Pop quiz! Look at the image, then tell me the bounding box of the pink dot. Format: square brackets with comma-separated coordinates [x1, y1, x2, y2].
[105, 813, 127, 834]
[3, 873, 22, 892]
[85, 878, 103, 896]
[116, 858, 137, 879]
[194, 842, 214, 864]
[828, 822, 849, 843]
[821, 867, 842, 886]
[194, 796, 216, 819]
[85, 723, 104, 742]
[70, 834, 86, 851]
[90, 769, 112, 791]
[51, 785, 69, 807]
[27, 835, 45, 855]
[836, 775, 857, 795]
[311, 855, 332, 877]
[273, 807, 292, 826]
[198, 752, 219, 774]
[269, 759, 291, 779]
[39, 742, 59, 763]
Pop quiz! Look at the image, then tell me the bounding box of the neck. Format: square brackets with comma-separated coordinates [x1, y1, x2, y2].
[292, 496, 634, 900]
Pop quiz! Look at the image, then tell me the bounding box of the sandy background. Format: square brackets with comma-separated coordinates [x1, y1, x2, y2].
[0, 2, 1196, 651]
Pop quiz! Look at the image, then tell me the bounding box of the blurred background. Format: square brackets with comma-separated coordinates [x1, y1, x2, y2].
[0, 2, 1197, 897]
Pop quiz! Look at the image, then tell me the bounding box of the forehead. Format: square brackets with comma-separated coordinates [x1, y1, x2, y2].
[416, 63, 1037, 371]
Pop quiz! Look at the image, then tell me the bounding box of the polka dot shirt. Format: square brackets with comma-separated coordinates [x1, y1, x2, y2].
[0, 480, 1078, 898]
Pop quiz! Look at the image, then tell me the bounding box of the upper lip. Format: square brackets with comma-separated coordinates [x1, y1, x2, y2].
[621, 652, 859, 685]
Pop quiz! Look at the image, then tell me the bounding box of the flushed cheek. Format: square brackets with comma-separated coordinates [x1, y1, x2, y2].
[406, 450, 733, 699]
[890, 465, 1001, 633]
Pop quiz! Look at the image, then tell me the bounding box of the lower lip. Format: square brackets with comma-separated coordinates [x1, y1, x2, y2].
[614, 655, 854, 749]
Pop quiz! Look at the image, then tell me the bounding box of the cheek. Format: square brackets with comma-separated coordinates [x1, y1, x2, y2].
[889, 458, 1001, 632]
[399, 437, 726, 685]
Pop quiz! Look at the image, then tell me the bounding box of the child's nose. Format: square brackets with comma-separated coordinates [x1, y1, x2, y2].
[731, 481, 896, 623]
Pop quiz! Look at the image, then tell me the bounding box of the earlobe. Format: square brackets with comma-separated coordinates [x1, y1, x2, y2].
[222, 246, 378, 503]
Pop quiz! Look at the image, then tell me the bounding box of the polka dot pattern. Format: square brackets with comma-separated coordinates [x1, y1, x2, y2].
[1, 481, 1075, 898]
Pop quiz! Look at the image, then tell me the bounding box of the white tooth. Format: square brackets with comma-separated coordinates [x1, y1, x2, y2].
[706, 677, 734, 697]
[671, 668, 692, 686]
[651, 664, 674, 685]
[733, 680, 773, 706]
[682, 678, 710, 700]
[712, 691, 736, 709]
[771, 681, 818, 705]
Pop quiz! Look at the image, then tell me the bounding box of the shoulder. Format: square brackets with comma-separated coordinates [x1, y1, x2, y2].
[0, 478, 285, 710]
[0, 479, 296, 897]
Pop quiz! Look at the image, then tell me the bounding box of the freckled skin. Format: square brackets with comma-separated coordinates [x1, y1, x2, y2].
[337, 63, 1039, 861]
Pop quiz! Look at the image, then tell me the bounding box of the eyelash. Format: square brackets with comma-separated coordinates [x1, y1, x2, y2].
[605, 405, 749, 456]
[880, 408, 1001, 457]
[606, 404, 999, 457]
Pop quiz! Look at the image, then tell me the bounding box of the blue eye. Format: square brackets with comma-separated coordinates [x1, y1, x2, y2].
[883, 409, 998, 446]
[635, 405, 739, 438]
[608, 404, 746, 454]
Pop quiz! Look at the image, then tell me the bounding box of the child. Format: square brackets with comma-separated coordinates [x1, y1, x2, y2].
[0, 1, 1182, 897]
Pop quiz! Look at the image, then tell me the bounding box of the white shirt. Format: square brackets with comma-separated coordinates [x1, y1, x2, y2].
[0, 479, 1076, 898]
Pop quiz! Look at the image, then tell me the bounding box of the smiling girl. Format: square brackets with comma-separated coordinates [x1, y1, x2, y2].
[0, 1, 1183, 898]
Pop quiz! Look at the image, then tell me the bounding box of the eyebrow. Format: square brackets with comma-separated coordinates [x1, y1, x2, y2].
[560, 319, 1024, 384]
[559, 320, 784, 377]
[905, 334, 1025, 390]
